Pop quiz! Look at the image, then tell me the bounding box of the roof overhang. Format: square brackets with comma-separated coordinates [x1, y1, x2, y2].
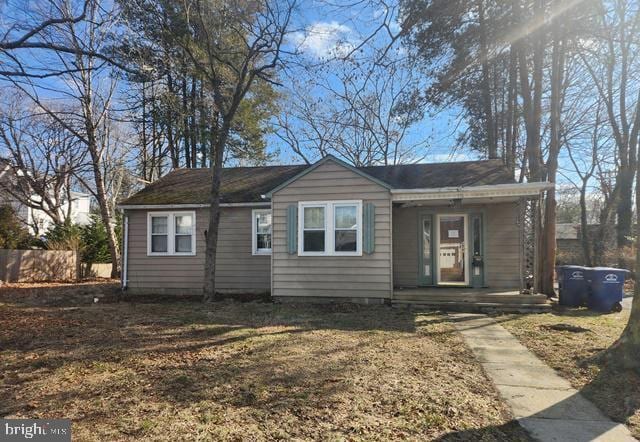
[117, 202, 271, 210]
[391, 182, 553, 203]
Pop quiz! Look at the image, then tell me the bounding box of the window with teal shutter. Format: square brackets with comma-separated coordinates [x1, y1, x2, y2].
[287, 205, 297, 254]
[363, 203, 375, 254]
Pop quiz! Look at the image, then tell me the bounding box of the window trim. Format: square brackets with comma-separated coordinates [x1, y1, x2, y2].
[297, 200, 362, 257]
[147, 211, 196, 256]
[252, 209, 272, 255]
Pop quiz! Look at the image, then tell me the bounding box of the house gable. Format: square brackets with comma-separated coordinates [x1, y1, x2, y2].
[266, 155, 392, 198]
[270, 157, 393, 300]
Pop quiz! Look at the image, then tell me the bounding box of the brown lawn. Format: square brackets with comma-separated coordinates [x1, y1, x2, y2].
[0, 282, 529, 441]
[499, 305, 640, 438]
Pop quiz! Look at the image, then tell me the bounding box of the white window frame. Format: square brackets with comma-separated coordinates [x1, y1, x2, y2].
[147, 211, 196, 256]
[298, 200, 362, 257]
[252, 209, 272, 255]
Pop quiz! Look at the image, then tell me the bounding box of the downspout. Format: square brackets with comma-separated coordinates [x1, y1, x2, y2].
[122, 213, 129, 291]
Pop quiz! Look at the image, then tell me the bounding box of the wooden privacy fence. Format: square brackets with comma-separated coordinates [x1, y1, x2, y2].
[0, 249, 78, 283]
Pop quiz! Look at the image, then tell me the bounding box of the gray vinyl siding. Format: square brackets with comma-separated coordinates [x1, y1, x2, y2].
[125, 207, 270, 294]
[392, 202, 521, 289]
[392, 206, 419, 287]
[484, 202, 521, 288]
[271, 160, 393, 299]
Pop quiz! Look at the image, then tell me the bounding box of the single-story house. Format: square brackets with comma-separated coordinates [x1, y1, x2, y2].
[118, 155, 553, 303]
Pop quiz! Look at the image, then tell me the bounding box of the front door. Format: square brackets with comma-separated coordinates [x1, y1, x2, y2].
[437, 214, 468, 285]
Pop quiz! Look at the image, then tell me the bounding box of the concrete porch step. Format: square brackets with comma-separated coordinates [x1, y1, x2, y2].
[393, 293, 549, 305]
[392, 300, 552, 313]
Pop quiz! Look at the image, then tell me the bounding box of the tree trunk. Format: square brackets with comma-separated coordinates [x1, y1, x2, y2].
[167, 72, 179, 169]
[478, 0, 497, 159]
[616, 166, 634, 252]
[203, 120, 229, 301]
[190, 76, 198, 167]
[182, 77, 192, 168]
[539, 9, 565, 296]
[505, 46, 518, 174]
[579, 179, 593, 267]
[87, 141, 119, 278]
[611, 150, 640, 368]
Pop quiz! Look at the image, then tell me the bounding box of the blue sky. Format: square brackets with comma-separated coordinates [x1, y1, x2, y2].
[269, 0, 477, 165]
[0, 0, 590, 191]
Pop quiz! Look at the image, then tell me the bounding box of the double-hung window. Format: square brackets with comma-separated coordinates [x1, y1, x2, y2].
[148, 211, 196, 256]
[298, 201, 362, 256]
[252, 209, 272, 255]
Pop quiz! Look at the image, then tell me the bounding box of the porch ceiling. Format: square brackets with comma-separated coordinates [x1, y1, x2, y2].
[393, 195, 525, 206]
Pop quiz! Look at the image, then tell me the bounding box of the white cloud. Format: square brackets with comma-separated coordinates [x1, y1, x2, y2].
[291, 21, 356, 59]
[428, 152, 474, 163]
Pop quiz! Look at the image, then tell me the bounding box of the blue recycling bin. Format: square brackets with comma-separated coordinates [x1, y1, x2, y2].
[557, 265, 588, 307]
[585, 267, 629, 312]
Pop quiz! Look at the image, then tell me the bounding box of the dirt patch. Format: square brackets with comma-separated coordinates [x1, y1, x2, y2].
[0, 282, 529, 441]
[0, 280, 121, 307]
[498, 308, 640, 438]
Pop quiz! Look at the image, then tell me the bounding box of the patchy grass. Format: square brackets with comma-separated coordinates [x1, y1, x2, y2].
[0, 282, 528, 441]
[498, 306, 640, 438]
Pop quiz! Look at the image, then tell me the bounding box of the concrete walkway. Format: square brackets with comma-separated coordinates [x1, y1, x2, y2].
[451, 313, 636, 442]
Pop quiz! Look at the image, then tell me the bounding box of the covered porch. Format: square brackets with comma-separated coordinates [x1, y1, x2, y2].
[390, 182, 553, 310]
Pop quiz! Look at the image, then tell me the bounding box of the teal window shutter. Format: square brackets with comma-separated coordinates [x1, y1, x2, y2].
[363, 203, 375, 254]
[287, 205, 297, 254]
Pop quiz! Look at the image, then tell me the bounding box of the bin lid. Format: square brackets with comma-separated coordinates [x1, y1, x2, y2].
[557, 265, 587, 271]
[589, 267, 630, 273]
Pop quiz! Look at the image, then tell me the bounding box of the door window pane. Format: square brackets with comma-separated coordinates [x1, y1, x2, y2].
[473, 217, 481, 256]
[438, 216, 465, 283]
[422, 218, 431, 276]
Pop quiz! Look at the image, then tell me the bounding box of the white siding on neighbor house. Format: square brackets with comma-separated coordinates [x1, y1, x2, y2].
[125, 207, 270, 294]
[392, 202, 521, 289]
[271, 160, 393, 299]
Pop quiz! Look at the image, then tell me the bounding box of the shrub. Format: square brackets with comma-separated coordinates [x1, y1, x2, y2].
[0, 205, 32, 249]
[81, 214, 112, 264]
[45, 221, 83, 252]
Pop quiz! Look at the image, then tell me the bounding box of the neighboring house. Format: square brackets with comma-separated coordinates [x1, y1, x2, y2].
[119, 155, 552, 302]
[556, 222, 618, 266]
[556, 223, 582, 265]
[0, 160, 91, 234]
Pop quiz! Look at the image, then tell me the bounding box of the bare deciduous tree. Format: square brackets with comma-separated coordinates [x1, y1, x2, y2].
[0, 93, 85, 233]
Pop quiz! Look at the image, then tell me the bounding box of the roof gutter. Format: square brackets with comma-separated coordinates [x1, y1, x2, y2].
[390, 182, 554, 202]
[117, 202, 271, 210]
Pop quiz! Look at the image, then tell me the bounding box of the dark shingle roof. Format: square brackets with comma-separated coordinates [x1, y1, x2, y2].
[361, 159, 514, 188]
[120, 159, 515, 205]
[121, 165, 308, 205]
